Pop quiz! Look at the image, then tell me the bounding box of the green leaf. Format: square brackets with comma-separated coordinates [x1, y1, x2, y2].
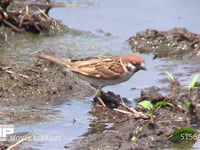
[195, 82, 200, 87]
[154, 101, 173, 110]
[138, 100, 153, 111]
[189, 74, 200, 90]
[139, 124, 148, 132]
[131, 134, 137, 141]
[183, 99, 191, 110]
[168, 127, 195, 142]
[165, 71, 174, 83]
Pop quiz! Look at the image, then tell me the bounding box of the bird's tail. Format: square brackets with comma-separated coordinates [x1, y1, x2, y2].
[36, 52, 71, 68]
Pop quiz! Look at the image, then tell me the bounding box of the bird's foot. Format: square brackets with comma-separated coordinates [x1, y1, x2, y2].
[96, 96, 107, 108]
[93, 91, 130, 108]
[93, 89, 107, 108]
[94, 88, 102, 97]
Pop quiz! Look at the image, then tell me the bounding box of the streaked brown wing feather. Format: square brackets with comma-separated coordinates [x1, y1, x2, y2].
[70, 56, 125, 79]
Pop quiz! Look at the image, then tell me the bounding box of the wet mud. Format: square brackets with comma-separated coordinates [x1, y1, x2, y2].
[0, 0, 64, 35]
[66, 28, 200, 150]
[129, 28, 200, 60]
[0, 59, 92, 124]
[67, 85, 200, 150]
[0, 23, 200, 150]
[0, 55, 93, 148]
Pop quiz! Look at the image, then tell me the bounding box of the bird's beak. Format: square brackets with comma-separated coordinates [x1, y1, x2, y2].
[140, 62, 147, 71]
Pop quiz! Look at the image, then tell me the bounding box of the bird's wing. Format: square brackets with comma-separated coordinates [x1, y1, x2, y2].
[70, 56, 125, 79]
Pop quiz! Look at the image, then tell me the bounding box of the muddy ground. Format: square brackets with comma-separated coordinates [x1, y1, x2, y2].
[0, 56, 93, 149]
[66, 28, 200, 150]
[128, 28, 200, 60]
[0, 27, 200, 149]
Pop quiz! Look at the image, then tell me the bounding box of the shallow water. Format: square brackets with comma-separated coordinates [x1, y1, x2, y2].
[15, 101, 92, 149]
[2, 0, 200, 149]
[51, 0, 200, 38]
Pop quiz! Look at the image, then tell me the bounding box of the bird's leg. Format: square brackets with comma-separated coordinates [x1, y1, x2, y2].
[95, 88, 102, 97]
[94, 88, 106, 108]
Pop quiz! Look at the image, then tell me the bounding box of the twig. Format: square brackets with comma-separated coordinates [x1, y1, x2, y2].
[2, 67, 13, 70]
[19, 73, 30, 80]
[7, 136, 29, 150]
[97, 97, 107, 108]
[118, 97, 149, 119]
[113, 108, 133, 115]
[26, 68, 41, 74]
[0, 111, 12, 117]
[2, 19, 22, 32]
[14, 1, 96, 8]
[5, 70, 30, 80]
[37, 7, 50, 21]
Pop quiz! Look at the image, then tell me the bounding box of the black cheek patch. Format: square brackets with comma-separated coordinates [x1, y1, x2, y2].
[126, 66, 132, 72]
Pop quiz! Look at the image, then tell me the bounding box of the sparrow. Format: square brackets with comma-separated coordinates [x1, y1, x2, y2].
[37, 52, 146, 97]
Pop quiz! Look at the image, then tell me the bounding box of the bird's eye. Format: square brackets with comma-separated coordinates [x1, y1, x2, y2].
[126, 62, 135, 71]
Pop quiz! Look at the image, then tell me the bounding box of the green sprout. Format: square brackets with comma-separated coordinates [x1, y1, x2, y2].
[138, 100, 173, 123]
[168, 127, 195, 142]
[131, 134, 137, 141]
[189, 74, 199, 92]
[186, 73, 200, 110]
[131, 124, 148, 141]
[165, 71, 175, 83]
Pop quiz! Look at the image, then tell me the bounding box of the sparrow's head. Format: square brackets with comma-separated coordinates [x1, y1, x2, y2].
[121, 54, 146, 73]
